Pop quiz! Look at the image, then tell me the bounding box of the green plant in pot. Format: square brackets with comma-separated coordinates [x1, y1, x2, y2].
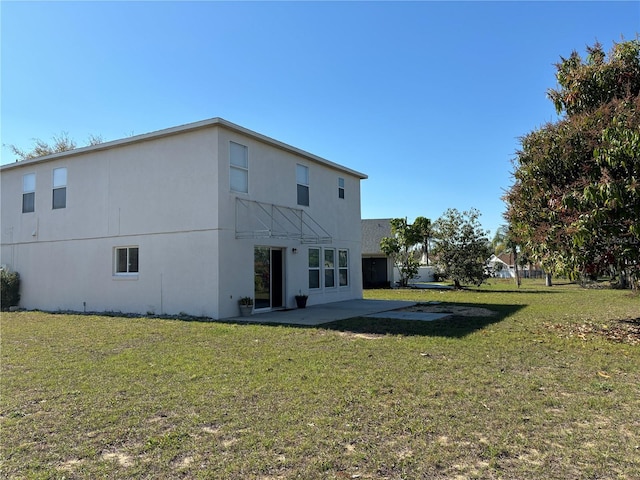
[238, 296, 254, 316]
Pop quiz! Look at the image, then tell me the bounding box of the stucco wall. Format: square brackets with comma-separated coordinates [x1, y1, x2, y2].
[1, 120, 364, 318]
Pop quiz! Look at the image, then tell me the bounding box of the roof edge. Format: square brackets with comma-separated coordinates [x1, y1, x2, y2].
[1, 117, 368, 179]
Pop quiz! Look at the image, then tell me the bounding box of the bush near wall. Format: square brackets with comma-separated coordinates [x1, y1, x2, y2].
[1, 270, 20, 309]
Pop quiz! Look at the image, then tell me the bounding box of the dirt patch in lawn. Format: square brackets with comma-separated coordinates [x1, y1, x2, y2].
[399, 303, 497, 318]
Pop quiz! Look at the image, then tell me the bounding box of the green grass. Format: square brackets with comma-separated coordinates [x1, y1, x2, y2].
[1, 280, 639, 479]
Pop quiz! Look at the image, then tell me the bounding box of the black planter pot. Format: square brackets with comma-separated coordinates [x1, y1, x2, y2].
[295, 296, 308, 309]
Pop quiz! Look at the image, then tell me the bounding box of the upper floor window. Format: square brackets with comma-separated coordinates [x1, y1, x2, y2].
[296, 164, 309, 206]
[52, 167, 67, 209]
[338, 177, 345, 199]
[230, 142, 248, 193]
[22, 173, 35, 213]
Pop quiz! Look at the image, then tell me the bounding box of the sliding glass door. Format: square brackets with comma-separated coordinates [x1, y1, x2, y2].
[254, 247, 284, 310]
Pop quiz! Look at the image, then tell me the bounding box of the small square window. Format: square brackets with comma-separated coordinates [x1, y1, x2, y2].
[115, 247, 139, 274]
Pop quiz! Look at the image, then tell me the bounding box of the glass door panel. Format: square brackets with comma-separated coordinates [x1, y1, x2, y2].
[254, 247, 270, 309]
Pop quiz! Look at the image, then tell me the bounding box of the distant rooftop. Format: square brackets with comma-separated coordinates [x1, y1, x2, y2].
[362, 219, 392, 255]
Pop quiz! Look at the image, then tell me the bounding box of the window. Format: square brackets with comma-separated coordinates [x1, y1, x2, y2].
[22, 173, 35, 213]
[309, 247, 350, 290]
[52, 167, 67, 209]
[296, 164, 309, 206]
[338, 177, 345, 199]
[339, 249, 349, 286]
[308, 248, 320, 289]
[230, 142, 248, 193]
[115, 247, 139, 275]
[324, 249, 335, 288]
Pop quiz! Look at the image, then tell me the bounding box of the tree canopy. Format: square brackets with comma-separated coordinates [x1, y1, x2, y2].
[433, 208, 491, 289]
[504, 39, 640, 287]
[5, 133, 103, 162]
[379, 217, 431, 287]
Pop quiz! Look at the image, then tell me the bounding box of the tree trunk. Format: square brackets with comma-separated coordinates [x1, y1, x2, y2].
[545, 272, 553, 287]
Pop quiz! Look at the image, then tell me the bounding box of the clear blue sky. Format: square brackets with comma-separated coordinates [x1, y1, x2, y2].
[2, 1, 638, 236]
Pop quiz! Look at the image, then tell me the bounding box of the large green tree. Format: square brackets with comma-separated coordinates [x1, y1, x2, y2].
[433, 208, 491, 289]
[504, 39, 640, 288]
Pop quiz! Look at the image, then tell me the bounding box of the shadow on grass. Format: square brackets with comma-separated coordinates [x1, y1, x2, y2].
[320, 302, 525, 338]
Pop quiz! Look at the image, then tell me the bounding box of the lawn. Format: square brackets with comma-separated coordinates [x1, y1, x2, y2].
[1, 280, 639, 479]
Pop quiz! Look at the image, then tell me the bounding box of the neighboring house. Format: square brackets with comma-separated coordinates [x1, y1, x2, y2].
[361, 219, 394, 288]
[487, 254, 516, 278]
[488, 253, 545, 279]
[1, 118, 367, 319]
[362, 218, 435, 288]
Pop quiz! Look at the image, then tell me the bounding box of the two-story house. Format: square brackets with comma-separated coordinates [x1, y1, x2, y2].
[0, 118, 367, 319]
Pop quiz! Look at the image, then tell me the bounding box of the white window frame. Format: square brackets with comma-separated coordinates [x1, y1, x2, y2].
[52, 167, 67, 209]
[22, 173, 36, 213]
[324, 248, 336, 288]
[308, 247, 320, 290]
[230, 141, 249, 193]
[339, 249, 349, 286]
[308, 247, 350, 291]
[296, 164, 309, 206]
[338, 177, 345, 199]
[114, 246, 139, 276]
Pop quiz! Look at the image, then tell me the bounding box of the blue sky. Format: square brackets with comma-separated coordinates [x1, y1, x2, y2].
[2, 1, 638, 236]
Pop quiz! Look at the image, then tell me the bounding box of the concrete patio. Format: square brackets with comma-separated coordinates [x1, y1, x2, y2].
[226, 298, 451, 326]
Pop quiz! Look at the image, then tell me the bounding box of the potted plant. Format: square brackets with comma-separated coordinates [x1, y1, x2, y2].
[295, 292, 308, 309]
[238, 296, 254, 317]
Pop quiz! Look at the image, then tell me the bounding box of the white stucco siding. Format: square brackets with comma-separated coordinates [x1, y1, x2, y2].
[7, 230, 218, 317]
[213, 126, 364, 313]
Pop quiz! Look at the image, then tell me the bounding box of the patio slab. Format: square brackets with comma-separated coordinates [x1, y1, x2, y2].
[227, 298, 417, 326]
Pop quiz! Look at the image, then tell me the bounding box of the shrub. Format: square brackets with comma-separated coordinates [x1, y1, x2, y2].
[1, 270, 20, 309]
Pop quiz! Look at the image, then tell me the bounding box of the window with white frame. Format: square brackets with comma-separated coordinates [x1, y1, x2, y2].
[308, 247, 350, 290]
[339, 249, 349, 286]
[52, 167, 67, 209]
[324, 249, 335, 288]
[115, 246, 139, 275]
[296, 164, 309, 206]
[308, 248, 320, 289]
[338, 177, 345, 199]
[230, 142, 248, 193]
[22, 173, 35, 213]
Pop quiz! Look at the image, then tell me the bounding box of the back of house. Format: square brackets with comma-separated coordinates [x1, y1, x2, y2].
[1, 118, 367, 318]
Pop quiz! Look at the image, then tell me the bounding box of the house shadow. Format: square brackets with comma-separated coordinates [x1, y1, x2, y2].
[319, 302, 525, 339]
